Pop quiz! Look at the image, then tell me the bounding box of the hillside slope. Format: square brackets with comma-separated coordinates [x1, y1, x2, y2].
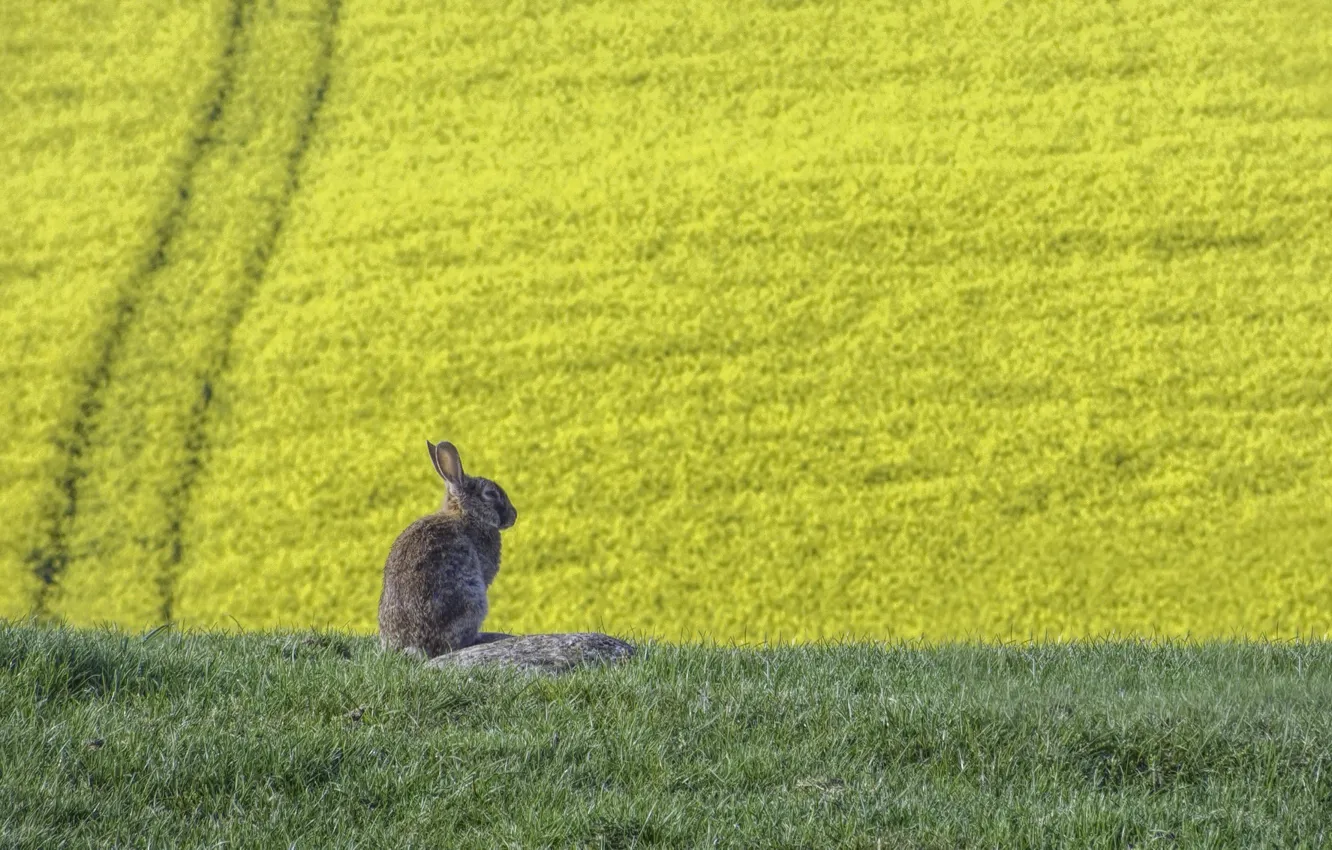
[3, 624, 1331, 848]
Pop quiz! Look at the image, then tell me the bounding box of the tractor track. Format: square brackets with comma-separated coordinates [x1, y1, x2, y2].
[30, 0, 251, 616]
[160, 0, 343, 621]
[31, 0, 342, 624]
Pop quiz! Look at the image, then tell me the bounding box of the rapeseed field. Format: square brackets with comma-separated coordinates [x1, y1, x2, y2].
[3, 0, 1329, 641]
[0, 0, 233, 619]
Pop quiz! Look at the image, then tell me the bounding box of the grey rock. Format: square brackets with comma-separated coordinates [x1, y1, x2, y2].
[424, 632, 635, 674]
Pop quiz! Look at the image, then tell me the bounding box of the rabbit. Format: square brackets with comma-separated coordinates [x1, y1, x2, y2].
[378, 440, 518, 659]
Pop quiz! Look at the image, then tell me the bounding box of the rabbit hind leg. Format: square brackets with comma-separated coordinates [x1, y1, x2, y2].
[379, 631, 429, 660]
[435, 607, 486, 654]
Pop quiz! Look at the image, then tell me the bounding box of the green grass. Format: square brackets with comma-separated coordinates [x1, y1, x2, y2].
[3, 623, 1330, 848]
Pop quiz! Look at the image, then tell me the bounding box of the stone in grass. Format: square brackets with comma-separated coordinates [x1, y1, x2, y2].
[425, 632, 635, 675]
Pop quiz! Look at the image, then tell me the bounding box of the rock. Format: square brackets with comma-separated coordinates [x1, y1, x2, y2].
[424, 632, 635, 674]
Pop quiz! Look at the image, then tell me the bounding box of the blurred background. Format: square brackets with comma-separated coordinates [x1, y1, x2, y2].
[2, 0, 1329, 641]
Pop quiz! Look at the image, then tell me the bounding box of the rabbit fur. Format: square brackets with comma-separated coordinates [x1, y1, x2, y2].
[378, 440, 517, 658]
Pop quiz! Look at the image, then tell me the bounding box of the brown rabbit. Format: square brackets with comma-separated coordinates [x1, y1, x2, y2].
[378, 440, 517, 658]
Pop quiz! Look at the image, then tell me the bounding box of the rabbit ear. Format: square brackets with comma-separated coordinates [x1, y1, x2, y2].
[426, 440, 446, 480]
[432, 441, 465, 484]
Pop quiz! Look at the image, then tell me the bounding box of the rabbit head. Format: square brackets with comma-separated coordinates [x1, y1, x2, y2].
[427, 440, 517, 530]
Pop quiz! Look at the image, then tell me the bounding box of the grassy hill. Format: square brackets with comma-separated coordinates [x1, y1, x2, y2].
[2, 0, 1330, 640]
[3, 623, 1331, 848]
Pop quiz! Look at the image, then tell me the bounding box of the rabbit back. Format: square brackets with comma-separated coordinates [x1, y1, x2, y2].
[378, 513, 495, 658]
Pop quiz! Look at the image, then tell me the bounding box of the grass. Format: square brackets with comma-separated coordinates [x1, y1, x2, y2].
[3, 622, 1330, 848]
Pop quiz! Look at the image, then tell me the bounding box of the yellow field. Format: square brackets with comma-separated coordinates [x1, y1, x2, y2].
[0, 0, 232, 619]
[3, 0, 1329, 641]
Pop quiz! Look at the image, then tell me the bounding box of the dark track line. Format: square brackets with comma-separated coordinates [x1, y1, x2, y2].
[29, 0, 253, 616]
[158, 0, 343, 622]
